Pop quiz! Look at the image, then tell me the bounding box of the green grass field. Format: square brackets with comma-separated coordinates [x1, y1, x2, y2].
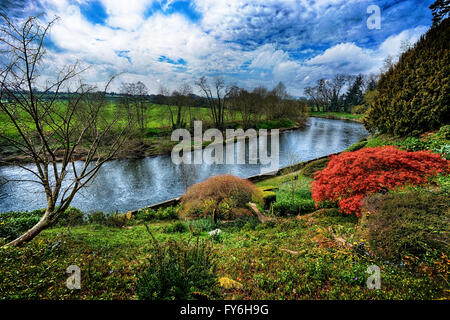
[310, 111, 364, 122]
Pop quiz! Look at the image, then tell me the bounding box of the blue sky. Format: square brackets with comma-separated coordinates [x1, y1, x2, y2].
[2, 0, 435, 96]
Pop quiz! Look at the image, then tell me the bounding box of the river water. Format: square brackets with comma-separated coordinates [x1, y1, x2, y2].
[0, 117, 368, 213]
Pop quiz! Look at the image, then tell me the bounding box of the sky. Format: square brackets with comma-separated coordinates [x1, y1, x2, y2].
[1, 0, 435, 96]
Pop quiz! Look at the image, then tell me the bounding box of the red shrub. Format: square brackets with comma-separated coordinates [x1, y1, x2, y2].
[311, 147, 449, 217]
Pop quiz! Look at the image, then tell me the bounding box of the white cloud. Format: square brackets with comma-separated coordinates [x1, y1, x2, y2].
[23, 0, 431, 96]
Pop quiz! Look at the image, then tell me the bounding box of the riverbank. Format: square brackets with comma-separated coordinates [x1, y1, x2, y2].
[0, 119, 306, 166]
[309, 111, 364, 123]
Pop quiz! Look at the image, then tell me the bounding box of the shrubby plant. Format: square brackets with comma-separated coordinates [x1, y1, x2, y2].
[364, 191, 449, 269]
[135, 206, 179, 221]
[311, 146, 449, 216]
[87, 211, 128, 228]
[301, 158, 330, 179]
[181, 175, 262, 220]
[0, 210, 43, 241]
[136, 230, 221, 300]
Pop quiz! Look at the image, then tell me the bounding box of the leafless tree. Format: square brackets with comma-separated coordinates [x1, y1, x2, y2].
[196, 76, 229, 128]
[0, 14, 133, 246]
[305, 75, 347, 112]
[119, 81, 149, 131]
[168, 83, 193, 129]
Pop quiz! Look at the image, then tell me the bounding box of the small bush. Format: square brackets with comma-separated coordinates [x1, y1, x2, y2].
[186, 218, 217, 236]
[364, 191, 449, 265]
[136, 206, 179, 221]
[0, 209, 44, 241]
[181, 175, 262, 220]
[262, 191, 276, 209]
[272, 198, 316, 216]
[87, 211, 127, 228]
[87, 211, 107, 224]
[301, 158, 329, 178]
[164, 221, 187, 234]
[56, 207, 85, 227]
[312, 146, 449, 216]
[136, 234, 221, 300]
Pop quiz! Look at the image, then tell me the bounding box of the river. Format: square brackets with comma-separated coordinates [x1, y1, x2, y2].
[0, 117, 368, 213]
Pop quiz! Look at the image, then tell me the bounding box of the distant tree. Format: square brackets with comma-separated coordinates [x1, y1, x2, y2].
[365, 74, 379, 91]
[344, 74, 364, 112]
[120, 81, 148, 131]
[196, 76, 229, 128]
[0, 14, 133, 246]
[430, 0, 450, 26]
[168, 83, 192, 129]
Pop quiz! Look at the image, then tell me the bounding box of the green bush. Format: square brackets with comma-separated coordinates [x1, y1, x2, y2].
[135, 206, 179, 221]
[86, 211, 128, 228]
[56, 207, 85, 227]
[364, 191, 449, 264]
[365, 19, 450, 136]
[164, 221, 187, 234]
[136, 235, 221, 300]
[87, 211, 107, 224]
[301, 158, 330, 178]
[0, 210, 44, 241]
[272, 198, 316, 216]
[186, 218, 217, 236]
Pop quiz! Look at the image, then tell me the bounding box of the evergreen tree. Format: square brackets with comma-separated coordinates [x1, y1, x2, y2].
[430, 0, 450, 26]
[365, 18, 450, 136]
[344, 74, 364, 112]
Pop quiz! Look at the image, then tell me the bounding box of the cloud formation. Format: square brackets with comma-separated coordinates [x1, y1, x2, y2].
[2, 0, 434, 96]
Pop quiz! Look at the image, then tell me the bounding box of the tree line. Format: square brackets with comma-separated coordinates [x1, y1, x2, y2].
[304, 74, 378, 113]
[119, 77, 308, 131]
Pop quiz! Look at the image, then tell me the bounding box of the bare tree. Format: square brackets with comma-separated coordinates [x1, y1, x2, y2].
[196, 76, 229, 128]
[0, 14, 133, 246]
[119, 81, 149, 132]
[168, 83, 193, 129]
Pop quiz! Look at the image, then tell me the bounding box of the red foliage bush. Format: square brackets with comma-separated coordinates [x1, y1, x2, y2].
[181, 175, 263, 219]
[311, 147, 449, 217]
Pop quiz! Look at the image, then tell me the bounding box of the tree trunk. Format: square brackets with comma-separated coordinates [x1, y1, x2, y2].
[5, 213, 51, 247]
